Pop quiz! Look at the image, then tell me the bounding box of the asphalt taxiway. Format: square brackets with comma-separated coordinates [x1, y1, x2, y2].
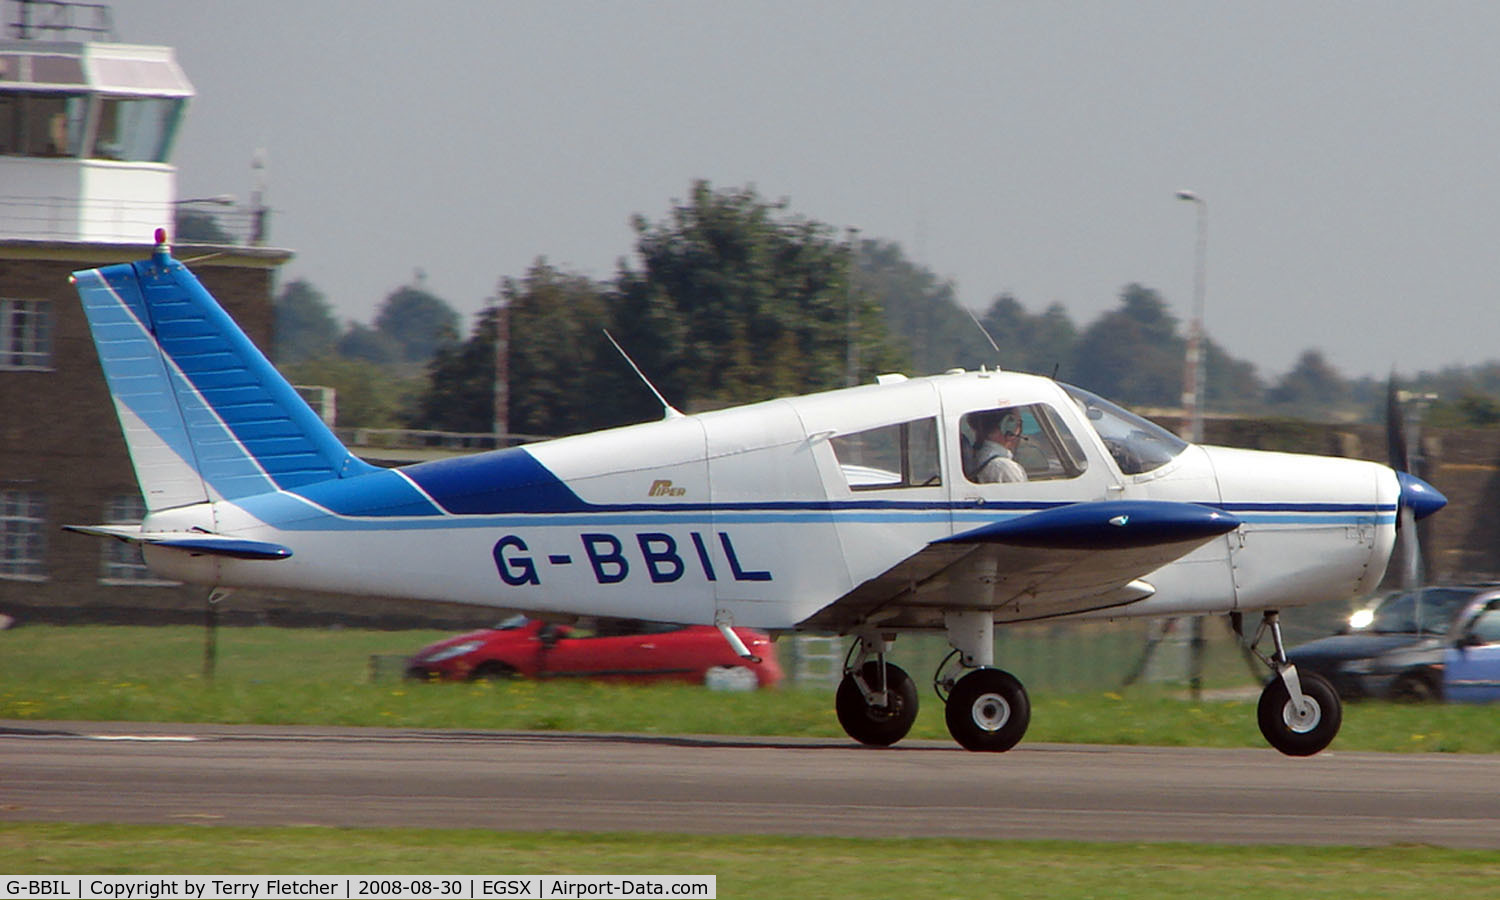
[4, 720, 1498, 847]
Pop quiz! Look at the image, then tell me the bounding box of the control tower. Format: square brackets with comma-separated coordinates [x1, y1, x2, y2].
[0, 2, 195, 241]
[0, 1, 295, 625]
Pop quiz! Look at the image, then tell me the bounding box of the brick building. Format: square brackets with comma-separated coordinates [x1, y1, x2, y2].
[1, 243, 291, 622]
[0, 23, 306, 623]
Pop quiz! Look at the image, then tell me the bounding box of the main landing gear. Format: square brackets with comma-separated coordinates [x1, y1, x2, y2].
[835, 611, 1032, 752]
[834, 608, 1343, 756]
[1235, 609, 1343, 756]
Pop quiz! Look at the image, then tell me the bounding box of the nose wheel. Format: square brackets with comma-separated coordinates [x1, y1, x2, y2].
[1258, 669, 1341, 756]
[1236, 610, 1343, 756]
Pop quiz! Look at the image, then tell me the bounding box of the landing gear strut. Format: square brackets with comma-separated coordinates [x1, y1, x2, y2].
[835, 633, 918, 746]
[1235, 610, 1342, 756]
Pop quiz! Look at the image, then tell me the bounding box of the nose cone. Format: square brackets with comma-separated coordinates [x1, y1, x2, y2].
[1397, 471, 1447, 520]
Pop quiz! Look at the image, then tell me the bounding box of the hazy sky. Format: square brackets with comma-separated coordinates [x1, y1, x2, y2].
[116, 1, 1499, 380]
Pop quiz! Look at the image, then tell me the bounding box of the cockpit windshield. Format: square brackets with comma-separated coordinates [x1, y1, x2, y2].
[1062, 384, 1188, 475]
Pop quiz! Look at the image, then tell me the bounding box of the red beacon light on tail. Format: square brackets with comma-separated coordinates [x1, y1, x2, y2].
[152, 227, 171, 264]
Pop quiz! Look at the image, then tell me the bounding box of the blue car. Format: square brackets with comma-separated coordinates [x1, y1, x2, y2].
[1444, 597, 1500, 702]
[1287, 584, 1500, 702]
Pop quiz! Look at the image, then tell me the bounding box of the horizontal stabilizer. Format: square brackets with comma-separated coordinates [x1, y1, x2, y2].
[63, 524, 292, 561]
[937, 500, 1240, 550]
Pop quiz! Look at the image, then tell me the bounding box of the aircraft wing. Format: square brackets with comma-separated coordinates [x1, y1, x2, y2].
[62, 524, 293, 561]
[798, 500, 1239, 632]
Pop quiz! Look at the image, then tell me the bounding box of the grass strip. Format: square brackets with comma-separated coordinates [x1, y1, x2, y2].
[4, 824, 1500, 899]
[3, 625, 1499, 752]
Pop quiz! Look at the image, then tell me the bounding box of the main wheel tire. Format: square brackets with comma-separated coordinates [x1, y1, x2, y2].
[944, 668, 1030, 752]
[835, 661, 919, 746]
[1258, 670, 1342, 756]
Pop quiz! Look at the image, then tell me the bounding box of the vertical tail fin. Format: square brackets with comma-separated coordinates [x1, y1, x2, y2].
[72, 237, 375, 511]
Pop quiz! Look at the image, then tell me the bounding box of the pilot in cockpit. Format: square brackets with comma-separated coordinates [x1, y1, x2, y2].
[971, 413, 1028, 483]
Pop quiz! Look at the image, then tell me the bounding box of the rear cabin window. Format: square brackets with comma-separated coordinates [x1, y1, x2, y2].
[831, 417, 941, 490]
[960, 404, 1088, 484]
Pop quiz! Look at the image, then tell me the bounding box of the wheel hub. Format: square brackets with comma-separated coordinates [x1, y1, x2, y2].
[1281, 695, 1322, 734]
[970, 692, 1012, 732]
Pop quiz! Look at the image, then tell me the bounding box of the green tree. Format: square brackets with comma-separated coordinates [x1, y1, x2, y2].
[1071, 284, 1183, 406]
[412, 261, 612, 437]
[1428, 391, 1500, 427]
[615, 180, 903, 413]
[336, 322, 402, 366]
[977, 294, 1078, 378]
[1267, 349, 1351, 417]
[1201, 336, 1265, 413]
[507, 263, 613, 435]
[280, 355, 421, 429]
[1399, 363, 1500, 428]
[410, 309, 503, 434]
[374, 285, 460, 365]
[272, 279, 339, 364]
[855, 239, 978, 374]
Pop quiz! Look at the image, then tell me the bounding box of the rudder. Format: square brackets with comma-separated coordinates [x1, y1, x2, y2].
[72, 236, 375, 511]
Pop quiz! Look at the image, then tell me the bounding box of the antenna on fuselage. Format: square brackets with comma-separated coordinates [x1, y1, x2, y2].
[963, 305, 1003, 369]
[603, 330, 684, 420]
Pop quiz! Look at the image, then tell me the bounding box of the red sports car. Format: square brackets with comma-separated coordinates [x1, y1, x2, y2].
[406, 615, 783, 689]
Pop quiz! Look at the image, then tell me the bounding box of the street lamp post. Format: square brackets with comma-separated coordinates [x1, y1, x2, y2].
[1176, 190, 1207, 443]
[845, 226, 861, 388]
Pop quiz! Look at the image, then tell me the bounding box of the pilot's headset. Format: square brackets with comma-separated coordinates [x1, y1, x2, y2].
[999, 412, 1024, 442]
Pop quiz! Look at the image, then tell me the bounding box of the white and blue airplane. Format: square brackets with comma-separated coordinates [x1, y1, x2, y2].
[66, 233, 1446, 756]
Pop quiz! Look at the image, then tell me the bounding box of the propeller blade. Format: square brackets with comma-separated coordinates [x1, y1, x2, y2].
[1386, 374, 1409, 473]
[1386, 374, 1445, 590]
[1398, 505, 1419, 590]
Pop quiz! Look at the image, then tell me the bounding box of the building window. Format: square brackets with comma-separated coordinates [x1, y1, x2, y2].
[0, 91, 87, 157]
[0, 490, 46, 581]
[91, 96, 183, 162]
[99, 494, 177, 586]
[0, 299, 52, 370]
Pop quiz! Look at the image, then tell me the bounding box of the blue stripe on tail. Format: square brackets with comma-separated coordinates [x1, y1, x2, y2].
[74, 249, 377, 506]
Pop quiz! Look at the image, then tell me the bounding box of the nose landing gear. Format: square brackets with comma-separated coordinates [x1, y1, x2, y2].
[1236, 610, 1343, 756]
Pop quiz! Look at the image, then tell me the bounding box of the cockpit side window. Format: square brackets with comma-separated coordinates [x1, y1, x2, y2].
[831, 417, 940, 491]
[959, 404, 1087, 484]
[1062, 384, 1188, 475]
